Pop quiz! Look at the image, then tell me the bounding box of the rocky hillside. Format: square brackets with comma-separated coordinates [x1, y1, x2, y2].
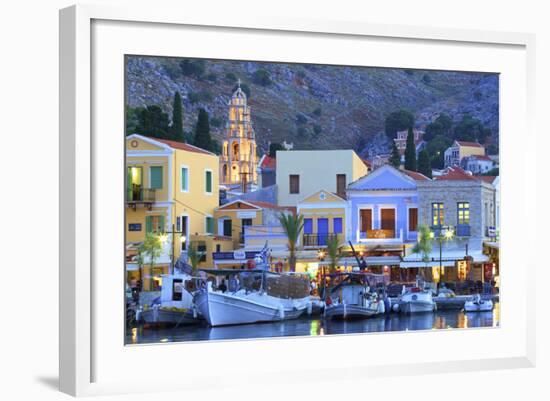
[126, 56, 498, 156]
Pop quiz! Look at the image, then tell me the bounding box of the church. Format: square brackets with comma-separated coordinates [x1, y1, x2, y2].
[219, 82, 258, 191]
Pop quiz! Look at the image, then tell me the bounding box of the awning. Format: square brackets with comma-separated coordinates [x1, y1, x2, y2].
[364, 256, 401, 266]
[400, 252, 489, 268]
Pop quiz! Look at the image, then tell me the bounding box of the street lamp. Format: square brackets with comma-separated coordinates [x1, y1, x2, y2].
[161, 223, 187, 274]
[432, 226, 454, 291]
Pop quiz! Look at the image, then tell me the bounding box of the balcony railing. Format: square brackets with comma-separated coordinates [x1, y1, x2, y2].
[357, 229, 404, 243]
[303, 233, 339, 247]
[127, 187, 156, 210]
[431, 225, 471, 238]
[456, 224, 471, 237]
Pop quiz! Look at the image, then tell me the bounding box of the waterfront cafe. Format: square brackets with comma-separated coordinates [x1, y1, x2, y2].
[400, 248, 491, 287]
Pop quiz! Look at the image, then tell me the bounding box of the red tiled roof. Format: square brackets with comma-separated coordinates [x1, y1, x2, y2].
[153, 137, 215, 156]
[361, 158, 372, 168]
[456, 141, 484, 148]
[402, 169, 430, 181]
[434, 167, 477, 181]
[260, 155, 276, 169]
[470, 154, 492, 161]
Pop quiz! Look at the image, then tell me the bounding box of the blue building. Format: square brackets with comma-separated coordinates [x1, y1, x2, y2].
[346, 165, 429, 247]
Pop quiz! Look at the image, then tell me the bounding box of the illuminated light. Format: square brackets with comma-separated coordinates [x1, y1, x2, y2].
[180, 235, 187, 243]
[429, 232, 435, 239]
[158, 233, 168, 243]
[443, 228, 454, 240]
[160, 338, 169, 343]
[317, 250, 325, 260]
[383, 265, 390, 273]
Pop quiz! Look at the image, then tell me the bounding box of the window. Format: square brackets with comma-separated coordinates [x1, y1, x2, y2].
[149, 166, 163, 189]
[303, 218, 313, 234]
[360, 209, 372, 233]
[205, 216, 214, 234]
[333, 218, 343, 234]
[432, 203, 444, 226]
[289, 174, 300, 194]
[197, 242, 207, 263]
[336, 174, 346, 197]
[408, 208, 418, 231]
[457, 202, 470, 225]
[145, 215, 165, 233]
[205, 170, 213, 194]
[181, 166, 189, 192]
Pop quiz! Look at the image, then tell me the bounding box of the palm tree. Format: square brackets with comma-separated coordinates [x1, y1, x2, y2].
[412, 224, 433, 284]
[186, 242, 204, 276]
[138, 232, 163, 291]
[326, 235, 342, 274]
[278, 212, 304, 272]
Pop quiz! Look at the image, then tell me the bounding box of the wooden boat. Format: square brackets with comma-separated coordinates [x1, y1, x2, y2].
[139, 273, 201, 326]
[323, 273, 386, 320]
[195, 268, 311, 327]
[433, 288, 467, 310]
[464, 294, 494, 312]
[398, 287, 436, 313]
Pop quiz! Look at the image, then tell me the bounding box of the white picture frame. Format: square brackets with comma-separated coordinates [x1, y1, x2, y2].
[59, 4, 536, 397]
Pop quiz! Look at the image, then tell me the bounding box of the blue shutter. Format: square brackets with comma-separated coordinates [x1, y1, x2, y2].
[150, 166, 163, 189]
[304, 219, 313, 234]
[145, 216, 153, 233]
[205, 171, 212, 193]
[333, 218, 343, 234]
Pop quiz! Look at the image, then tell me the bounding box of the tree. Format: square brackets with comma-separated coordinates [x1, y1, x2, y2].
[417, 150, 432, 178]
[453, 115, 491, 144]
[385, 109, 415, 139]
[424, 113, 453, 141]
[278, 213, 304, 272]
[326, 236, 342, 274]
[179, 59, 205, 78]
[426, 135, 452, 169]
[253, 69, 272, 86]
[389, 141, 401, 168]
[170, 92, 184, 142]
[193, 108, 213, 152]
[186, 243, 204, 276]
[412, 225, 433, 268]
[404, 127, 417, 171]
[138, 232, 164, 291]
[269, 142, 284, 158]
[135, 105, 171, 138]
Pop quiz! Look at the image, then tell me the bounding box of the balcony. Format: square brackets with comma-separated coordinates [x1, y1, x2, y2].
[126, 186, 156, 210]
[357, 229, 404, 244]
[431, 225, 471, 238]
[456, 224, 471, 237]
[303, 233, 339, 247]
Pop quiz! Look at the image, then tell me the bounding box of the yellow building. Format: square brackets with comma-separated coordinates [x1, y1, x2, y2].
[297, 190, 347, 249]
[125, 134, 219, 290]
[276, 149, 369, 207]
[219, 82, 258, 189]
[444, 140, 485, 168]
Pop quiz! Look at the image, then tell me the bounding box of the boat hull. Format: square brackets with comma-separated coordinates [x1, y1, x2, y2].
[195, 290, 307, 327]
[140, 308, 200, 326]
[324, 303, 379, 320]
[464, 299, 493, 312]
[398, 301, 435, 314]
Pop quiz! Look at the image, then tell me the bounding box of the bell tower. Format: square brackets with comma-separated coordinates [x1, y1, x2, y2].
[220, 81, 258, 190]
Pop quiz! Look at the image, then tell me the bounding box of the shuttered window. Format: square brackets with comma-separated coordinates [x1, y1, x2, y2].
[149, 166, 163, 189]
[181, 167, 189, 192]
[408, 208, 418, 231]
[336, 174, 346, 198]
[333, 218, 343, 234]
[289, 175, 300, 194]
[205, 170, 213, 193]
[205, 217, 214, 234]
[360, 209, 372, 233]
[381, 209, 396, 231]
[145, 215, 165, 233]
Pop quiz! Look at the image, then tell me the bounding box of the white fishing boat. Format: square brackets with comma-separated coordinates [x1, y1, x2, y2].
[433, 287, 467, 310]
[464, 294, 493, 312]
[398, 287, 436, 314]
[140, 273, 201, 326]
[195, 283, 310, 326]
[323, 273, 386, 320]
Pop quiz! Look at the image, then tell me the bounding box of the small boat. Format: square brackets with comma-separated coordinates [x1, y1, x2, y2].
[398, 287, 436, 314]
[323, 273, 385, 320]
[139, 273, 201, 326]
[464, 294, 493, 312]
[433, 288, 467, 310]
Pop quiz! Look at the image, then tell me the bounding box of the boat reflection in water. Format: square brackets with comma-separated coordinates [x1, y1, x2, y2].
[127, 302, 500, 344]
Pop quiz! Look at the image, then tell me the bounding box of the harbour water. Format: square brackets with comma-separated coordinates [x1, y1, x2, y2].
[126, 302, 499, 344]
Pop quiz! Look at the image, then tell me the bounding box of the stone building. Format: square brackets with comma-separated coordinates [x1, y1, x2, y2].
[219, 82, 258, 189]
[403, 167, 497, 283]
